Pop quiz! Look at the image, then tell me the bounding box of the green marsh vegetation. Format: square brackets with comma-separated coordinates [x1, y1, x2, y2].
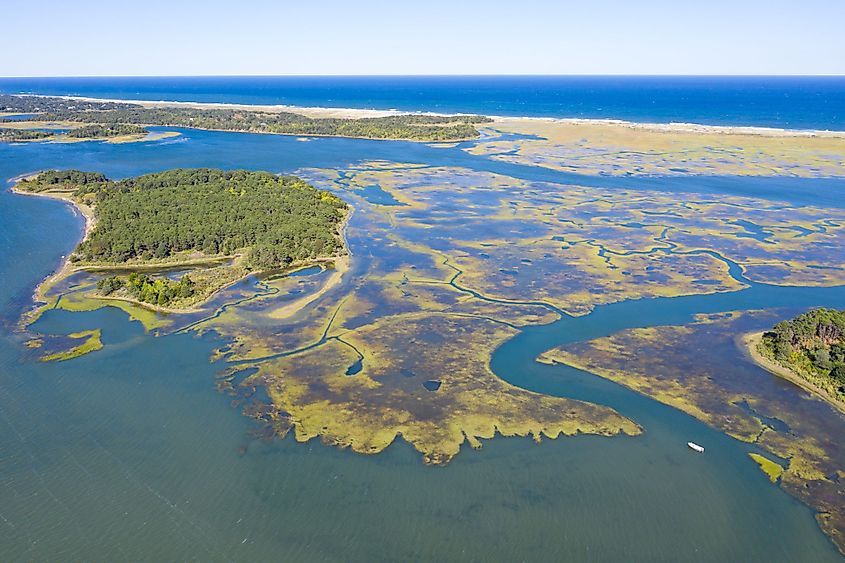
[39, 329, 103, 362]
[537, 311, 845, 553]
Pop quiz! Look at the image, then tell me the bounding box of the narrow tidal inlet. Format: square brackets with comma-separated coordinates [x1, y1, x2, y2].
[1, 130, 843, 560]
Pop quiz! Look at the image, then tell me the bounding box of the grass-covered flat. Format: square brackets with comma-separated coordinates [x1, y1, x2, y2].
[15, 168, 349, 311]
[39, 329, 103, 362]
[467, 117, 845, 178]
[537, 310, 845, 551]
[7, 94, 845, 558]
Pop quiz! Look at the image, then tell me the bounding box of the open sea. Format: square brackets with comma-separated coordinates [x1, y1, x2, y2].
[1, 77, 845, 561]
[1, 75, 845, 130]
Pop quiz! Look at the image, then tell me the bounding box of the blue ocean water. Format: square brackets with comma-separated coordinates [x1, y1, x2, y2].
[1, 75, 844, 130]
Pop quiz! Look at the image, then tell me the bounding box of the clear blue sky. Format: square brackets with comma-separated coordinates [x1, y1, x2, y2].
[4, 0, 844, 76]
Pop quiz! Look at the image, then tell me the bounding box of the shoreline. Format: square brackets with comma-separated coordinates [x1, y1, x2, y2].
[740, 331, 845, 416]
[24, 93, 845, 138]
[10, 182, 95, 306]
[32, 94, 432, 119]
[146, 125, 479, 143]
[9, 179, 355, 320]
[488, 116, 845, 139]
[267, 205, 354, 321]
[89, 256, 344, 316]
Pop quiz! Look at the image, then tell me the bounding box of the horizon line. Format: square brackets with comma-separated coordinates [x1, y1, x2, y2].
[2, 73, 845, 79]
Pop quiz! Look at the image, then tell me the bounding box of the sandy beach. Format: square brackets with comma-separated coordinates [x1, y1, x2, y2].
[268, 206, 354, 320]
[740, 331, 845, 415]
[41, 94, 417, 120]
[9, 179, 355, 321]
[9, 182, 98, 314]
[35, 94, 845, 138]
[490, 115, 845, 138]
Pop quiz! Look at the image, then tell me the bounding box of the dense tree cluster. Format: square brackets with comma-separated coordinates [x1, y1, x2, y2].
[48, 107, 487, 141]
[95, 275, 124, 295]
[66, 123, 148, 138]
[0, 94, 491, 142]
[20, 169, 107, 191]
[127, 272, 195, 306]
[0, 94, 135, 113]
[97, 273, 195, 306]
[20, 168, 348, 270]
[760, 308, 845, 396]
[0, 128, 52, 141]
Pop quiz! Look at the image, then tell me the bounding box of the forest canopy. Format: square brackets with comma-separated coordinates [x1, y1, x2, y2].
[66, 123, 148, 138]
[18, 168, 348, 270]
[0, 128, 52, 141]
[0, 94, 135, 113]
[758, 308, 845, 400]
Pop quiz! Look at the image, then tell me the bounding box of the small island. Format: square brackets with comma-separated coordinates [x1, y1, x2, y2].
[0, 119, 171, 144]
[65, 123, 149, 139]
[746, 308, 845, 412]
[15, 168, 349, 311]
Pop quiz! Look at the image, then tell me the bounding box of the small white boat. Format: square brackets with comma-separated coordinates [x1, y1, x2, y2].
[687, 442, 705, 453]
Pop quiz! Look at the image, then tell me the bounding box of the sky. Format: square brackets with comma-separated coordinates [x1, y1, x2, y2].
[4, 0, 844, 76]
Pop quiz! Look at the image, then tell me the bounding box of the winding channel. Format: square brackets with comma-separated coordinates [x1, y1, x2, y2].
[5, 125, 845, 555]
[491, 260, 845, 448]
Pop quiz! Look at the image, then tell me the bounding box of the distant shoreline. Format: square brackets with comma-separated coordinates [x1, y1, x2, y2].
[26, 94, 845, 139]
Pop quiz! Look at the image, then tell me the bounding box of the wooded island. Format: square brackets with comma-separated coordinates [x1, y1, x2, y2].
[751, 308, 845, 408]
[16, 168, 349, 308]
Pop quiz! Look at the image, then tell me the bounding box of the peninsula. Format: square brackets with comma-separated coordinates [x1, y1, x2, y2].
[0, 94, 491, 142]
[14, 168, 349, 311]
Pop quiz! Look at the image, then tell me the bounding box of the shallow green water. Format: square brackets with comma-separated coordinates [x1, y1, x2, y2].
[1, 129, 844, 561]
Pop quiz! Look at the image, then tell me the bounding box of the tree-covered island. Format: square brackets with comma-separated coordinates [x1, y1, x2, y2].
[65, 123, 149, 138]
[15, 168, 349, 309]
[0, 128, 53, 141]
[0, 94, 491, 142]
[1, 111, 153, 143]
[0, 123, 153, 143]
[750, 308, 845, 409]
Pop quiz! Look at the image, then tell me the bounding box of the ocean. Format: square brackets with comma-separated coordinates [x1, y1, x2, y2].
[1, 75, 844, 130]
